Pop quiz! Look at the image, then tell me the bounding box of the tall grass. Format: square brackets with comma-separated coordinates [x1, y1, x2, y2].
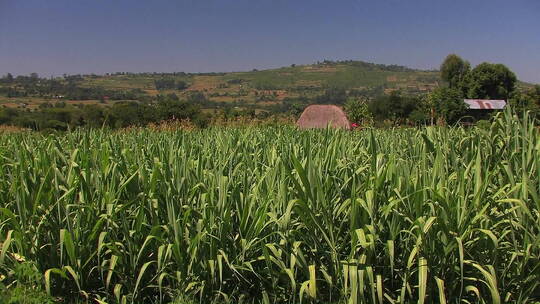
[0, 110, 539, 303]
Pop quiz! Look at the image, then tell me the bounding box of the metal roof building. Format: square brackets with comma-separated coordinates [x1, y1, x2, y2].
[464, 99, 506, 110]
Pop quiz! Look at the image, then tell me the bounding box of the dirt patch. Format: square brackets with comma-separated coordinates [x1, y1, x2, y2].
[187, 76, 222, 91]
[0, 125, 29, 133]
[211, 96, 237, 103]
[384, 88, 399, 95]
[303, 66, 338, 73]
[387, 75, 398, 82]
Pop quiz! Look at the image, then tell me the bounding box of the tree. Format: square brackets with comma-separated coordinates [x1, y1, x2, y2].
[81, 105, 106, 128]
[344, 97, 372, 126]
[440, 54, 470, 89]
[108, 102, 154, 128]
[368, 91, 419, 125]
[176, 80, 188, 90]
[509, 85, 540, 119]
[154, 78, 176, 90]
[408, 96, 431, 125]
[5, 73, 13, 83]
[428, 87, 467, 124]
[315, 87, 347, 104]
[466, 63, 517, 100]
[408, 108, 430, 125]
[187, 91, 208, 104]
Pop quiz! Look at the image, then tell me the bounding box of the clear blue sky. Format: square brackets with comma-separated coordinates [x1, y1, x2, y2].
[1, 0, 539, 83]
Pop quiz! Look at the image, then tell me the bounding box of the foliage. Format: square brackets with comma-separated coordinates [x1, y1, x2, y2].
[475, 119, 491, 130]
[368, 91, 421, 125]
[0, 94, 207, 131]
[466, 62, 517, 100]
[0, 73, 148, 100]
[0, 262, 55, 304]
[408, 108, 430, 125]
[440, 54, 471, 89]
[0, 110, 538, 303]
[314, 87, 348, 104]
[186, 91, 209, 103]
[509, 85, 540, 119]
[155, 78, 189, 90]
[343, 97, 373, 126]
[428, 87, 468, 124]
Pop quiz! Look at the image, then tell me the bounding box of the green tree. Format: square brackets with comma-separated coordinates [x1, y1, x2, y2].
[509, 85, 540, 119]
[81, 105, 107, 127]
[315, 87, 347, 105]
[368, 91, 419, 125]
[408, 96, 431, 125]
[440, 54, 470, 89]
[344, 97, 372, 126]
[428, 87, 467, 124]
[466, 63, 517, 100]
[5, 73, 14, 83]
[176, 80, 188, 90]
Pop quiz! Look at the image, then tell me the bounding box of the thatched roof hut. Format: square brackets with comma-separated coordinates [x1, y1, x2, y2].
[296, 105, 351, 130]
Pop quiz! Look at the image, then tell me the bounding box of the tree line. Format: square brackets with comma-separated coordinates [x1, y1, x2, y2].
[342, 54, 540, 126]
[0, 73, 148, 101]
[154, 78, 188, 90]
[0, 94, 208, 131]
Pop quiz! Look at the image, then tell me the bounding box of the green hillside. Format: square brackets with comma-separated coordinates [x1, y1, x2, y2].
[80, 60, 442, 101]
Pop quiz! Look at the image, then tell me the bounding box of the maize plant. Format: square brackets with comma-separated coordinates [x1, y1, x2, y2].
[0, 109, 539, 303]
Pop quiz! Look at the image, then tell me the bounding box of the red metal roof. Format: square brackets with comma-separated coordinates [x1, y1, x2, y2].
[464, 99, 506, 110]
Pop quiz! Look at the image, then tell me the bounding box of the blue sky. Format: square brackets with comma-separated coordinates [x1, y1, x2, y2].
[1, 0, 539, 83]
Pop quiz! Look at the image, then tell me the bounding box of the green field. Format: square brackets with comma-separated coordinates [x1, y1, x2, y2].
[0, 110, 539, 303]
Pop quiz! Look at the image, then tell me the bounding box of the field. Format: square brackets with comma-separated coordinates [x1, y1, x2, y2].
[0, 110, 539, 303]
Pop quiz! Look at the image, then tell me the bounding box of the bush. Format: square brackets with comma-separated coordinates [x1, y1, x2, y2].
[0, 262, 55, 304]
[476, 119, 491, 130]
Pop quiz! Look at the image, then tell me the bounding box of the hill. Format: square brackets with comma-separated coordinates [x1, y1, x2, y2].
[0, 60, 440, 110]
[0, 60, 536, 116]
[85, 60, 441, 101]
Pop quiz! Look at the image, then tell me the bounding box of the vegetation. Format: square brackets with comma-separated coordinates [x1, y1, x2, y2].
[0, 56, 538, 130]
[155, 78, 189, 91]
[0, 262, 55, 304]
[0, 110, 539, 303]
[440, 54, 471, 90]
[510, 85, 540, 118]
[0, 73, 149, 101]
[343, 97, 373, 126]
[430, 54, 537, 124]
[465, 63, 517, 100]
[367, 92, 425, 126]
[428, 87, 467, 124]
[0, 94, 208, 131]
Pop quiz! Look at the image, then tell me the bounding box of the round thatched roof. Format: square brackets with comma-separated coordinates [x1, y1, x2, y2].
[296, 105, 351, 130]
